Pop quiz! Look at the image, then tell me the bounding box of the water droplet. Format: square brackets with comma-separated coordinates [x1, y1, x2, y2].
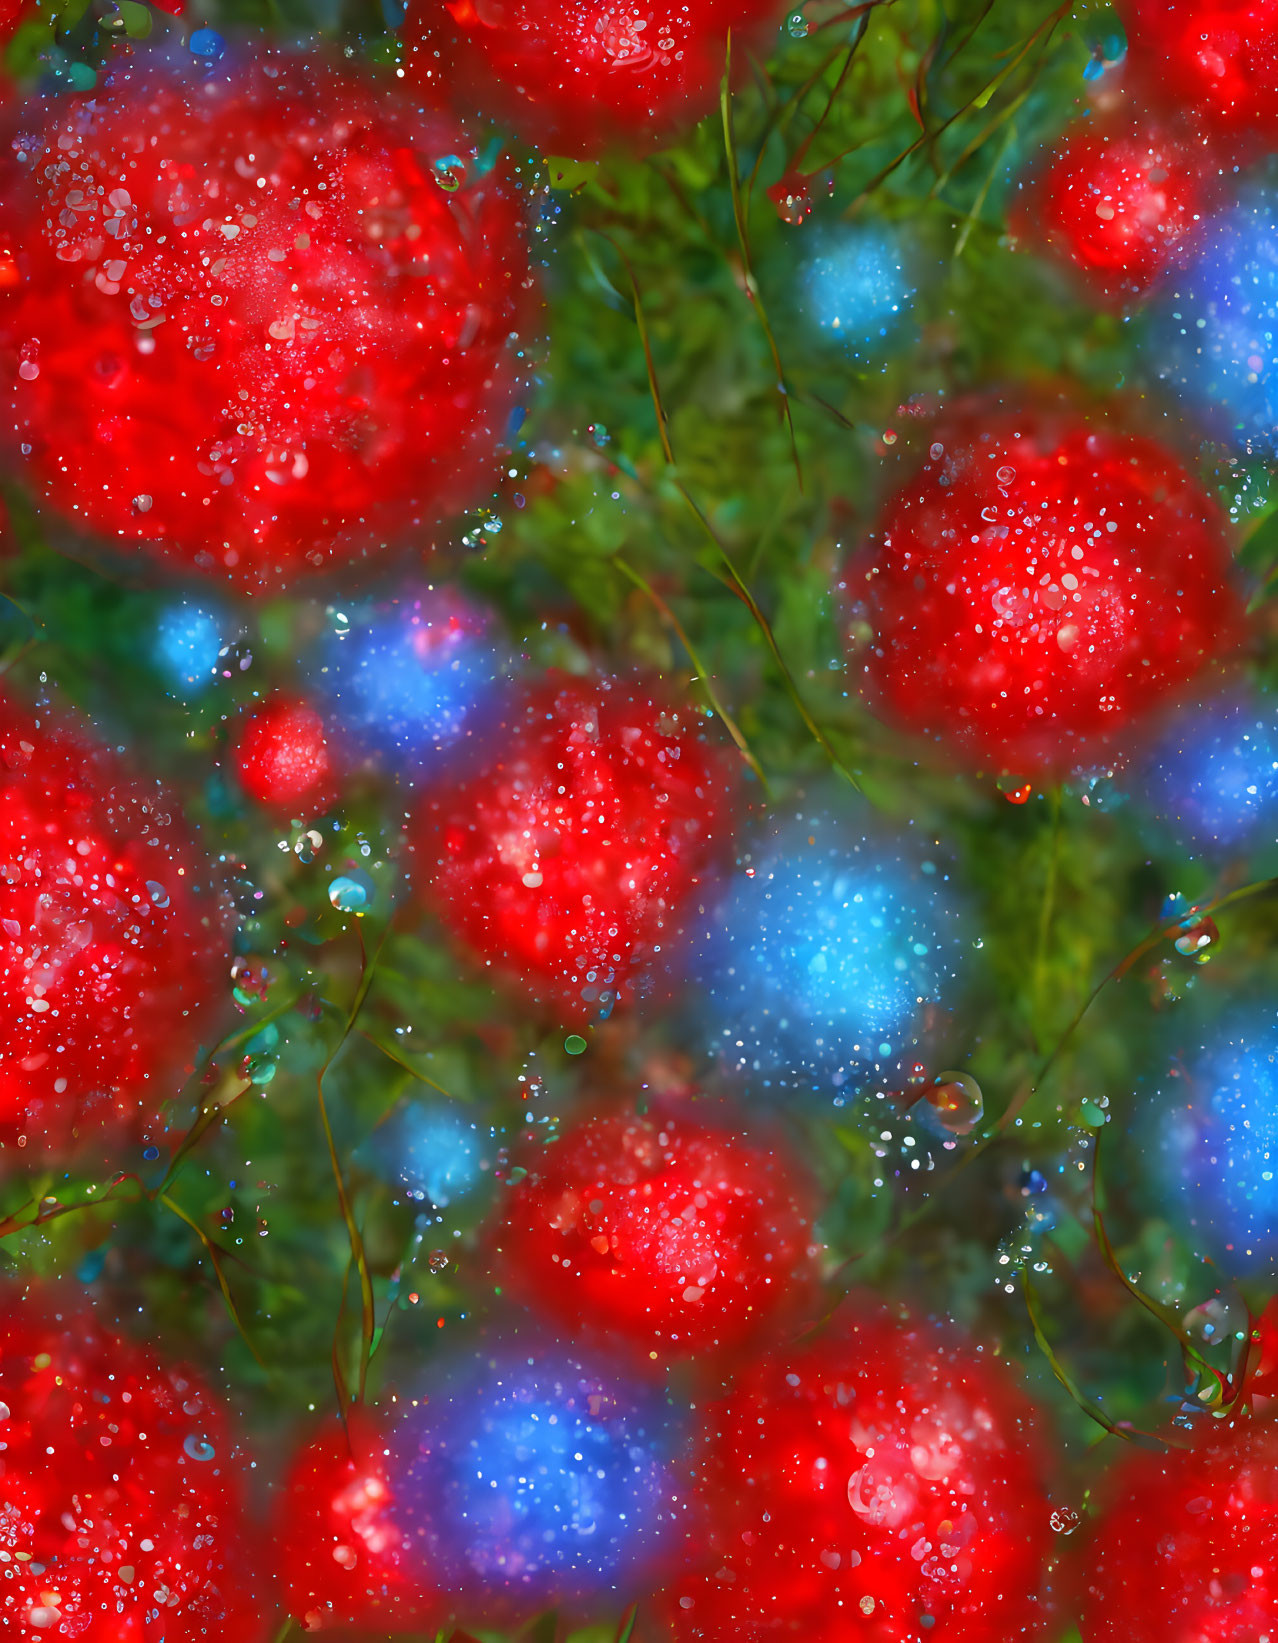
[997, 774, 1033, 804]
[427, 1249, 450, 1273]
[328, 875, 368, 913]
[433, 155, 465, 192]
[183, 1435, 215, 1461]
[564, 1034, 588, 1056]
[767, 170, 811, 225]
[1050, 1506, 1081, 1535]
[145, 880, 169, 909]
[1174, 912, 1219, 961]
[925, 1071, 983, 1135]
[189, 27, 226, 58]
[230, 955, 270, 1006]
[294, 827, 324, 864]
[1184, 1294, 1243, 1344]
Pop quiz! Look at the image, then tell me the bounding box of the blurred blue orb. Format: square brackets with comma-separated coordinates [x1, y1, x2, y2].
[1155, 189, 1278, 452]
[188, 27, 226, 59]
[393, 1345, 681, 1609]
[800, 227, 914, 358]
[319, 587, 497, 773]
[152, 601, 224, 696]
[364, 1101, 494, 1207]
[1153, 1013, 1278, 1275]
[1138, 691, 1278, 853]
[683, 813, 967, 1099]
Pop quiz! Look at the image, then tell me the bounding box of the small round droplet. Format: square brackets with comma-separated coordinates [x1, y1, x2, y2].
[1174, 913, 1219, 961]
[189, 27, 226, 58]
[564, 1034, 588, 1056]
[925, 1070, 983, 1135]
[997, 773, 1033, 805]
[1184, 1294, 1244, 1344]
[245, 1054, 277, 1086]
[433, 155, 465, 192]
[183, 1434, 216, 1461]
[328, 875, 368, 913]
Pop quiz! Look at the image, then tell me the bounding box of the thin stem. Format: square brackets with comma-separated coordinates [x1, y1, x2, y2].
[602, 231, 862, 791]
[721, 39, 804, 492]
[159, 1192, 265, 1368]
[614, 554, 770, 794]
[1030, 785, 1064, 1049]
[317, 920, 394, 1408]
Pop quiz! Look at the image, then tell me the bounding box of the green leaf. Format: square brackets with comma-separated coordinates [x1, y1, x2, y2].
[48, 0, 93, 31]
[545, 155, 598, 191]
[521, 1614, 559, 1643]
[117, 1, 152, 35]
[4, 17, 55, 78]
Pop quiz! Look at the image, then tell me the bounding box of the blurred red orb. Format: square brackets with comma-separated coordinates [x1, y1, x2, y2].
[409, 673, 741, 1018]
[666, 1301, 1056, 1642]
[0, 51, 530, 591]
[405, 0, 783, 158]
[1079, 1417, 1278, 1640]
[276, 1411, 437, 1634]
[492, 1102, 815, 1363]
[233, 696, 334, 812]
[0, 691, 229, 1152]
[0, 1289, 261, 1643]
[1018, 117, 1211, 297]
[847, 399, 1241, 775]
[1118, 0, 1278, 142]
